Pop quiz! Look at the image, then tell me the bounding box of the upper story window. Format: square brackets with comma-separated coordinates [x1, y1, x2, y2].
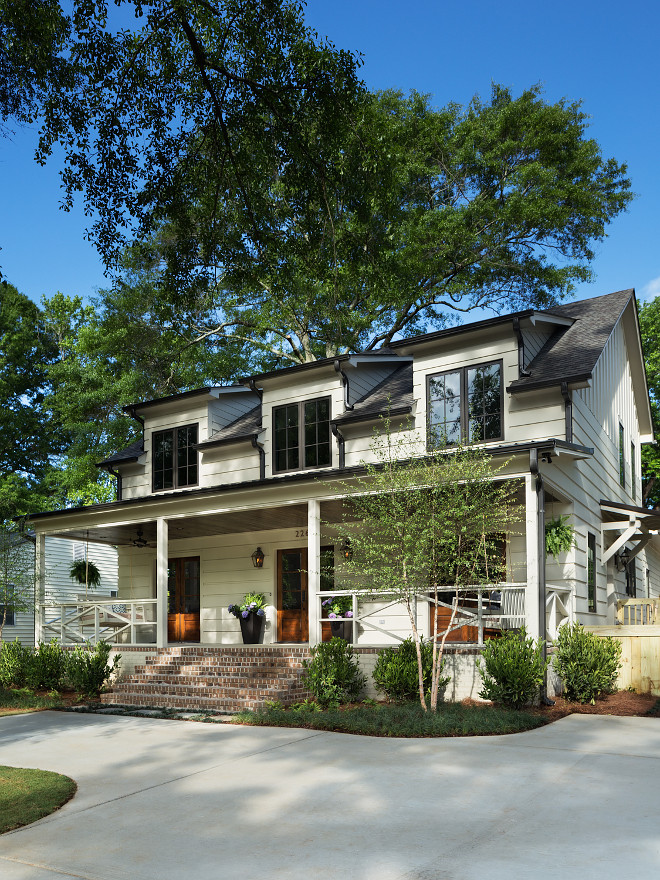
[274, 398, 331, 473]
[427, 361, 503, 449]
[153, 425, 198, 491]
[618, 422, 625, 488]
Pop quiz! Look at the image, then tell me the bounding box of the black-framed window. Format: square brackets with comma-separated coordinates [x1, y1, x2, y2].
[587, 533, 596, 613]
[428, 361, 503, 449]
[619, 422, 625, 488]
[631, 440, 637, 501]
[273, 398, 331, 472]
[625, 560, 636, 597]
[153, 424, 198, 491]
[0, 604, 15, 626]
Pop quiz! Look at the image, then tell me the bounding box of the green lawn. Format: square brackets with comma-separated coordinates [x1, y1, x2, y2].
[0, 688, 64, 716]
[0, 766, 76, 833]
[232, 701, 546, 737]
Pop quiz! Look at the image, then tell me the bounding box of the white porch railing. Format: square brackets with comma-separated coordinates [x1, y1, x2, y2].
[318, 584, 527, 646]
[546, 583, 573, 642]
[39, 599, 157, 646]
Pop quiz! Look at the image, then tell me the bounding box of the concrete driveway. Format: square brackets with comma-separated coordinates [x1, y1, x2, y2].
[0, 711, 658, 880]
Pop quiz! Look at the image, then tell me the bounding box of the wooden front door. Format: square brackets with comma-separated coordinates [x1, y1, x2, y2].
[168, 557, 200, 642]
[277, 548, 308, 642]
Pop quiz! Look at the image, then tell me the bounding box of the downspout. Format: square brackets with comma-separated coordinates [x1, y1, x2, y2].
[251, 435, 266, 480]
[561, 381, 573, 443]
[512, 318, 532, 378]
[105, 465, 123, 502]
[530, 448, 554, 705]
[334, 360, 353, 411]
[127, 405, 145, 432]
[331, 422, 345, 469]
[248, 379, 263, 400]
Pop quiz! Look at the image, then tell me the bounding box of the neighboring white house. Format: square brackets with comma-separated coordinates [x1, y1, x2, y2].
[25, 288, 660, 702]
[3, 536, 117, 647]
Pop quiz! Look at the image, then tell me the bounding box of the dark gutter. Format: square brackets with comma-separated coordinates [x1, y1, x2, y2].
[334, 403, 413, 426]
[512, 317, 531, 378]
[507, 372, 592, 394]
[26, 438, 591, 525]
[561, 381, 573, 443]
[196, 433, 259, 451]
[330, 422, 345, 469]
[529, 448, 554, 706]
[124, 386, 221, 414]
[334, 360, 353, 410]
[251, 436, 266, 480]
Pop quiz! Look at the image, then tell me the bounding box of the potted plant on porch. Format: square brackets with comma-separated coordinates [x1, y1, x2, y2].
[322, 595, 354, 643]
[228, 592, 267, 644]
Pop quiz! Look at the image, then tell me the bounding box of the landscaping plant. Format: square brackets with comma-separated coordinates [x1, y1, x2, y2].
[301, 637, 366, 708]
[554, 622, 622, 703]
[0, 639, 31, 687]
[66, 641, 121, 697]
[477, 627, 549, 709]
[228, 592, 267, 618]
[25, 641, 68, 691]
[373, 637, 449, 702]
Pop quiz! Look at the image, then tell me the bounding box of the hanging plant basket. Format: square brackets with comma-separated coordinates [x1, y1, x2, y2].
[69, 559, 102, 587]
[545, 515, 576, 559]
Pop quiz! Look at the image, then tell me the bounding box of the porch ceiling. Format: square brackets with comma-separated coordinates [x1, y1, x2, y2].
[46, 499, 350, 546]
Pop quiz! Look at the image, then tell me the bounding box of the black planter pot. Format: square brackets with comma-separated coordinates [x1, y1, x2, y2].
[239, 613, 264, 644]
[330, 619, 353, 643]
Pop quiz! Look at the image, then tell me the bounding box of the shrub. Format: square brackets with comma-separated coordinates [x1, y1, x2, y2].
[0, 640, 31, 687]
[373, 637, 449, 702]
[25, 641, 68, 690]
[301, 637, 366, 707]
[477, 627, 549, 709]
[554, 622, 622, 703]
[66, 641, 121, 697]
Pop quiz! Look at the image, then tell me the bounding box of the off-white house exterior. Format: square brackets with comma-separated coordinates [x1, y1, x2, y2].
[27, 289, 660, 704]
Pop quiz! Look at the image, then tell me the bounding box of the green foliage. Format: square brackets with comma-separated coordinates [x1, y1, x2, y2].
[639, 297, 660, 508]
[65, 641, 121, 697]
[228, 592, 267, 619]
[554, 623, 622, 703]
[477, 627, 550, 709]
[301, 637, 367, 708]
[0, 282, 65, 521]
[234, 701, 546, 737]
[25, 640, 67, 690]
[545, 515, 577, 559]
[68, 559, 101, 587]
[0, 527, 35, 641]
[0, 639, 31, 687]
[373, 638, 449, 702]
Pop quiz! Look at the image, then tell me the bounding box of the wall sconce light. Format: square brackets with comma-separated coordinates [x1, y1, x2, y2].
[251, 547, 265, 568]
[341, 538, 353, 561]
[614, 548, 631, 572]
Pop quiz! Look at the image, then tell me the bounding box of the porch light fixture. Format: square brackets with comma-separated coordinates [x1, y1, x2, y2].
[251, 547, 265, 568]
[341, 538, 353, 561]
[133, 528, 148, 549]
[615, 548, 631, 572]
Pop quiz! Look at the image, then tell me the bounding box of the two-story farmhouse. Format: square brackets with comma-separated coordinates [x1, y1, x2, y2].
[27, 288, 660, 707]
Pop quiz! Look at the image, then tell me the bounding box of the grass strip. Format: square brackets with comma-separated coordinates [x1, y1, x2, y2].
[0, 688, 63, 716]
[232, 701, 546, 737]
[0, 766, 77, 833]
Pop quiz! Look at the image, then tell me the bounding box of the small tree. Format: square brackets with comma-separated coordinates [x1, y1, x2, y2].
[0, 527, 35, 644]
[335, 419, 516, 712]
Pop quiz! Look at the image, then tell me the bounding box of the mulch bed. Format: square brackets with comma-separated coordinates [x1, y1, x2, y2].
[529, 690, 659, 720]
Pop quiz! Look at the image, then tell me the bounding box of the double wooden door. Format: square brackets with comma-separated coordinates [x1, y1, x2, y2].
[168, 557, 200, 642]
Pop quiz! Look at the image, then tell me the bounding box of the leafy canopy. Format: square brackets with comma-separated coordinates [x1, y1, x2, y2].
[639, 296, 660, 508]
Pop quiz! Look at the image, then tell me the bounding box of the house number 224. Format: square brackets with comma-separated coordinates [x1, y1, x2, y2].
[295, 529, 308, 538]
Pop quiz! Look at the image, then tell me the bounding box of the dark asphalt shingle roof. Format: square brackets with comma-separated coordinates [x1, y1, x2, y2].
[97, 439, 145, 467]
[334, 364, 413, 424]
[508, 289, 634, 392]
[197, 405, 262, 449]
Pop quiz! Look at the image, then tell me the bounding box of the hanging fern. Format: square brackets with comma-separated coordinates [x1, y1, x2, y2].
[69, 559, 102, 587]
[545, 516, 577, 559]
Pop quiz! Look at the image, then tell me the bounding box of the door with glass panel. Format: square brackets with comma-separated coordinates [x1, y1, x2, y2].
[277, 549, 308, 642]
[167, 557, 200, 642]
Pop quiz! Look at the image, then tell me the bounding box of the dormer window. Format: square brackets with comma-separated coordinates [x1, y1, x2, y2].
[274, 398, 331, 473]
[428, 361, 503, 449]
[153, 425, 198, 491]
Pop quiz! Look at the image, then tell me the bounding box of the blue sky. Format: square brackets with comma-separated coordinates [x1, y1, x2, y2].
[1, 0, 658, 309]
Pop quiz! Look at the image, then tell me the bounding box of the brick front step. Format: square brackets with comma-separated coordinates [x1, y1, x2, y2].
[100, 646, 313, 712]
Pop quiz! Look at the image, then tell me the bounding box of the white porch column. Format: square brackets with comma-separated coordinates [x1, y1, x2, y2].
[156, 517, 168, 648]
[525, 474, 541, 639]
[34, 532, 46, 644]
[307, 499, 321, 646]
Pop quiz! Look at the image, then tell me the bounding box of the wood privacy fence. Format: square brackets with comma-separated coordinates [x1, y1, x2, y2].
[586, 599, 660, 696]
